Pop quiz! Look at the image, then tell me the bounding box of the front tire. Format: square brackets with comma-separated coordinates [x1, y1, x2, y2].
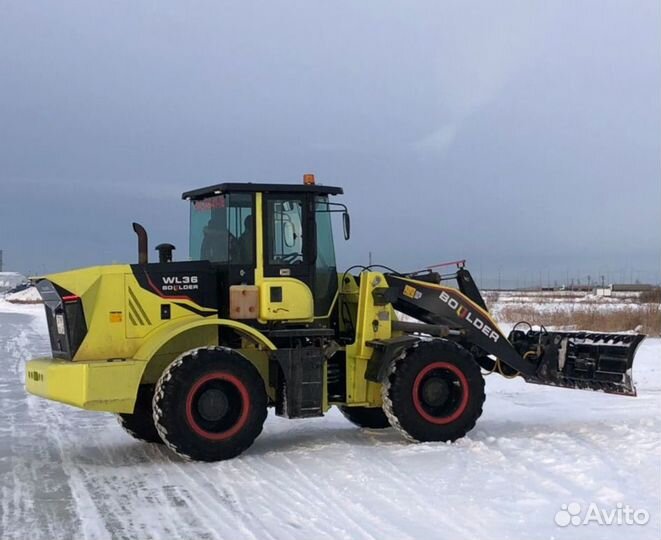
[382, 340, 485, 442]
[339, 406, 391, 429]
[153, 347, 268, 462]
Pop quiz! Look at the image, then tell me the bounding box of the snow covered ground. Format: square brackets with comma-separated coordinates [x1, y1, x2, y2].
[0, 300, 659, 540]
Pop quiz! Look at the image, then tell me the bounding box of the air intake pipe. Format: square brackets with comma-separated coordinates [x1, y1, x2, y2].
[155, 243, 176, 263]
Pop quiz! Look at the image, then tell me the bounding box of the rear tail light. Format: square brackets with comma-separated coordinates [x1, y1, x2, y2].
[35, 280, 88, 359]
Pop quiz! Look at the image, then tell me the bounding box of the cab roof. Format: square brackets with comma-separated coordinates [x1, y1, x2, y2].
[182, 182, 343, 201]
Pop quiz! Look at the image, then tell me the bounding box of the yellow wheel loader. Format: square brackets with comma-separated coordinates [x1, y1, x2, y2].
[25, 176, 644, 461]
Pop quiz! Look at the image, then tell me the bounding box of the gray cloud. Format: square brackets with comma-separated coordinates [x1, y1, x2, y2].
[0, 0, 659, 286]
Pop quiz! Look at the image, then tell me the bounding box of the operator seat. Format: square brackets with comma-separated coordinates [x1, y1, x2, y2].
[201, 215, 230, 262]
[232, 215, 254, 264]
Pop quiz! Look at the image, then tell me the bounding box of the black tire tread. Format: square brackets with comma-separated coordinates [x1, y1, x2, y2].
[338, 405, 391, 429]
[381, 340, 485, 443]
[117, 385, 163, 444]
[153, 346, 267, 462]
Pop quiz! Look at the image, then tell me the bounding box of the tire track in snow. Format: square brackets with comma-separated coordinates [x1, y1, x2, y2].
[364, 445, 482, 539]
[252, 446, 413, 540]
[163, 459, 255, 540]
[233, 448, 374, 540]
[36, 392, 113, 539]
[571, 425, 661, 509]
[0, 312, 83, 540]
[224, 454, 338, 539]
[219, 459, 279, 540]
[61, 431, 207, 540]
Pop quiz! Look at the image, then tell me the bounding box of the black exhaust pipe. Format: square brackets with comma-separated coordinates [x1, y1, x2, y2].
[132, 222, 148, 265]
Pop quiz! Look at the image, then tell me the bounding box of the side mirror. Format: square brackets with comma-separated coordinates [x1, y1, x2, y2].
[283, 221, 296, 247]
[342, 212, 351, 240]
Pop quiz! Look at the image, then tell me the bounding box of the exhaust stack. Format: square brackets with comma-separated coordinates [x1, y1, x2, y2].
[132, 222, 148, 265]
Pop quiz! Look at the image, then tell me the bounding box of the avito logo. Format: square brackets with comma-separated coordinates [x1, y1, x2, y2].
[554, 502, 649, 527]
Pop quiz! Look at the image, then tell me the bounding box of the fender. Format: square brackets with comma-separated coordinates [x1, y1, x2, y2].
[130, 317, 278, 403]
[133, 317, 277, 363]
[364, 335, 421, 382]
[26, 319, 277, 415]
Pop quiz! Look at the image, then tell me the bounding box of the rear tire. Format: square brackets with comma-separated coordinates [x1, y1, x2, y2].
[117, 385, 163, 444]
[339, 406, 391, 429]
[153, 347, 268, 462]
[382, 340, 485, 442]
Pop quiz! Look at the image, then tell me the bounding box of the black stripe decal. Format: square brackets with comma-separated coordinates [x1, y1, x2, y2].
[128, 287, 152, 325]
[128, 299, 144, 325]
[174, 302, 218, 318]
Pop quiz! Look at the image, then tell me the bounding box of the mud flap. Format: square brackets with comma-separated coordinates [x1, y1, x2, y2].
[509, 330, 644, 396]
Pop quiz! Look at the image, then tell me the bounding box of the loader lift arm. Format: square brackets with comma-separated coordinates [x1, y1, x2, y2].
[367, 268, 642, 397]
[380, 272, 538, 377]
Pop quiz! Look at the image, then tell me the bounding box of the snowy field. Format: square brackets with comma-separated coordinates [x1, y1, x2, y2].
[0, 299, 659, 540]
[487, 289, 646, 313]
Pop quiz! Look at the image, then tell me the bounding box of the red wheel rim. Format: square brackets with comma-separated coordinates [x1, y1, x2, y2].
[412, 362, 470, 425]
[185, 372, 251, 441]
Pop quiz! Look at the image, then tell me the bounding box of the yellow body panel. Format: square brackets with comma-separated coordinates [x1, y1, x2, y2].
[24, 314, 277, 412]
[132, 317, 276, 362]
[344, 272, 396, 407]
[251, 193, 314, 322]
[25, 259, 280, 412]
[258, 277, 314, 321]
[134, 317, 276, 385]
[47, 265, 136, 360]
[26, 357, 144, 413]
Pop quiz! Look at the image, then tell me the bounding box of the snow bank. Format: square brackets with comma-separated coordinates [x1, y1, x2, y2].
[0, 271, 26, 292]
[4, 286, 42, 304]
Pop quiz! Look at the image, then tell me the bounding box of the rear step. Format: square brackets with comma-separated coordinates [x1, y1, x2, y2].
[509, 329, 644, 396]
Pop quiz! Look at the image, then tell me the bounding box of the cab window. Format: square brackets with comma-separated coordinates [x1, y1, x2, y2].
[265, 197, 305, 265]
[314, 195, 338, 314]
[190, 193, 254, 264]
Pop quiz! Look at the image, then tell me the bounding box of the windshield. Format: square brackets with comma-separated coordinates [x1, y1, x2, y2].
[189, 193, 254, 264]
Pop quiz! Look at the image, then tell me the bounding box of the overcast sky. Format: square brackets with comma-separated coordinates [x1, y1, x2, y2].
[1, 1, 659, 287]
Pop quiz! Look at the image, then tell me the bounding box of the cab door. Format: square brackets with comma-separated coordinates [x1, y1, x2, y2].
[190, 192, 256, 318]
[260, 193, 316, 321]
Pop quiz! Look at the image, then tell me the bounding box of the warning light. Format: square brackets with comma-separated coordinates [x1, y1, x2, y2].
[303, 173, 315, 185]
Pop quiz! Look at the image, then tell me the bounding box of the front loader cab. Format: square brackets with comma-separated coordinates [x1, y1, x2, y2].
[182, 179, 346, 322]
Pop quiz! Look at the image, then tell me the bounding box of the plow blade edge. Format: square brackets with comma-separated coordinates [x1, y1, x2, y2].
[509, 330, 644, 396]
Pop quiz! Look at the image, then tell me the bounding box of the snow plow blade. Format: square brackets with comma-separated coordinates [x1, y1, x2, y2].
[508, 329, 644, 396]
